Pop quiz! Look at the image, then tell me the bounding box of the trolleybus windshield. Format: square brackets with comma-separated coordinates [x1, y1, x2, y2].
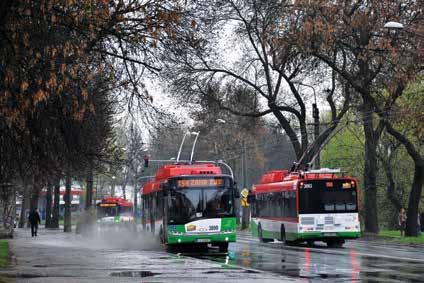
[97, 204, 132, 218]
[299, 180, 358, 214]
[168, 177, 235, 224]
[97, 205, 117, 218]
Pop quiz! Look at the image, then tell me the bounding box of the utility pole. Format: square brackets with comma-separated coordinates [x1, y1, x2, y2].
[312, 102, 320, 168]
[241, 140, 249, 229]
[242, 140, 247, 189]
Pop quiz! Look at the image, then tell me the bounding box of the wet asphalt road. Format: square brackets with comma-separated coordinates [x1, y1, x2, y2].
[1, 228, 290, 283]
[191, 231, 424, 282]
[3, 228, 424, 282]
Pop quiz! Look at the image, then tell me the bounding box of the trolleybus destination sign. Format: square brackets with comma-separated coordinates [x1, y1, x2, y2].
[177, 178, 224, 187]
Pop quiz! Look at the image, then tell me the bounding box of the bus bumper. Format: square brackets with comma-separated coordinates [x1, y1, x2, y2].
[296, 231, 361, 240]
[167, 232, 236, 245]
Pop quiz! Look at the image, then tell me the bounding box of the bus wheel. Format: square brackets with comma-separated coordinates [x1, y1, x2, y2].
[326, 239, 344, 248]
[280, 225, 286, 243]
[258, 224, 272, 243]
[218, 242, 229, 253]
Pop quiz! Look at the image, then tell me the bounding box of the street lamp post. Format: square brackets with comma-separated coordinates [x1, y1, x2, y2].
[216, 118, 249, 228]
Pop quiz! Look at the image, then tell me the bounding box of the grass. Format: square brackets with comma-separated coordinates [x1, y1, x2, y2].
[0, 240, 9, 268]
[379, 230, 424, 245]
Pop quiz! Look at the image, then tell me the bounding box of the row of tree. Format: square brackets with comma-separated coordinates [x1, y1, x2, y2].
[1, 1, 422, 238]
[155, 0, 423, 236]
[0, 0, 181, 233]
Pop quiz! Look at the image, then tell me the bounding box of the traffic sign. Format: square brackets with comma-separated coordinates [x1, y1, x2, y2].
[241, 188, 249, 198]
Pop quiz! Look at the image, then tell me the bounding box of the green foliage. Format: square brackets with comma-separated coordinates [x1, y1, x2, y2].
[397, 79, 424, 145]
[0, 240, 9, 268]
[379, 230, 424, 245]
[321, 118, 364, 179]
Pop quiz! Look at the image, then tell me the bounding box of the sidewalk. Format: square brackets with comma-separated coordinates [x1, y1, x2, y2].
[0, 228, 290, 283]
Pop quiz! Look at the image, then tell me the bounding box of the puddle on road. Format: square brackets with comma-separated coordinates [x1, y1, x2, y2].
[110, 270, 160, 277]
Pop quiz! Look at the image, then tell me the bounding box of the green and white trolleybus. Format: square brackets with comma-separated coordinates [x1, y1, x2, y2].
[251, 168, 361, 247]
[141, 162, 238, 252]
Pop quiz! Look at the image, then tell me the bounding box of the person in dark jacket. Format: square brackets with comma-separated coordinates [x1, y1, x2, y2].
[28, 209, 41, 237]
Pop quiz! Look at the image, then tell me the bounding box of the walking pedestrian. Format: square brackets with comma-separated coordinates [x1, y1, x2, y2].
[28, 209, 41, 237]
[417, 213, 421, 236]
[398, 208, 407, 237]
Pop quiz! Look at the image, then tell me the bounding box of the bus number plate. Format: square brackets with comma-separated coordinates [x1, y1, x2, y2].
[323, 232, 337, 237]
[196, 239, 211, 243]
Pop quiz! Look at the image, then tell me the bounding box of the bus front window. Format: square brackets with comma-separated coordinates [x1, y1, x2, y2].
[299, 180, 358, 214]
[119, 206, 133, 216]
[204, 188, 233, 217]
[97, 206, 117, 218]
[168, 177, 235, 224]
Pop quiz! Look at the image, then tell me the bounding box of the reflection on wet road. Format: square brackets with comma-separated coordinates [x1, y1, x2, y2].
[188, 232, 424, 282]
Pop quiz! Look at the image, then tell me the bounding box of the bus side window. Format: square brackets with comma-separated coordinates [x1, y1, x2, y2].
[157, 191, 163, 219]
[274, 193, 279, 217]
[257, 194, 262, 217]
[269, 193, 274, 218]
[278, 192, 284, 217]
[289, 191, 296, 217]
[282, 191, 288, 217]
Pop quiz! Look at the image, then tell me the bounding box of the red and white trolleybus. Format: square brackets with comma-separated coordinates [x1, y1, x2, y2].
[250, 168, 360, 247]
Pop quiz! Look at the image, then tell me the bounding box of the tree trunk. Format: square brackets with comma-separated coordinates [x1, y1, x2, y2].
[122, 183, 127, 200]
[111, 181, 115, 197]
[85, 165, 93, 210]
[270, 106, 302, 160]
[405, 166, 424, 236]
[64, 174, 72, 232]
[382, 121, 424, 237]
[133, 179, 138, 219]
[51, 178, 60, 229]
[45, 182, 53, 228]
[30, 183, 41, 212]
[28, 181, 41, 228]
[362, 102, 379, 234]
[18, 181, 30, 228]
[381, 157, 402, 212]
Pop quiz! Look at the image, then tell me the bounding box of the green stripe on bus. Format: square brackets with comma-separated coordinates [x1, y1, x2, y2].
[167, 232, 236, 245]
[251, 220, 360, 241]
[166, 217, 237, 245]
[296, 231, 361, 239]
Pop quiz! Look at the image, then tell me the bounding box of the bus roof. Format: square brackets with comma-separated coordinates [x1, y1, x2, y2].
[253, 169, 356, 194]
[141, 163, 222, 195]
[98, 196, 133, 207]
